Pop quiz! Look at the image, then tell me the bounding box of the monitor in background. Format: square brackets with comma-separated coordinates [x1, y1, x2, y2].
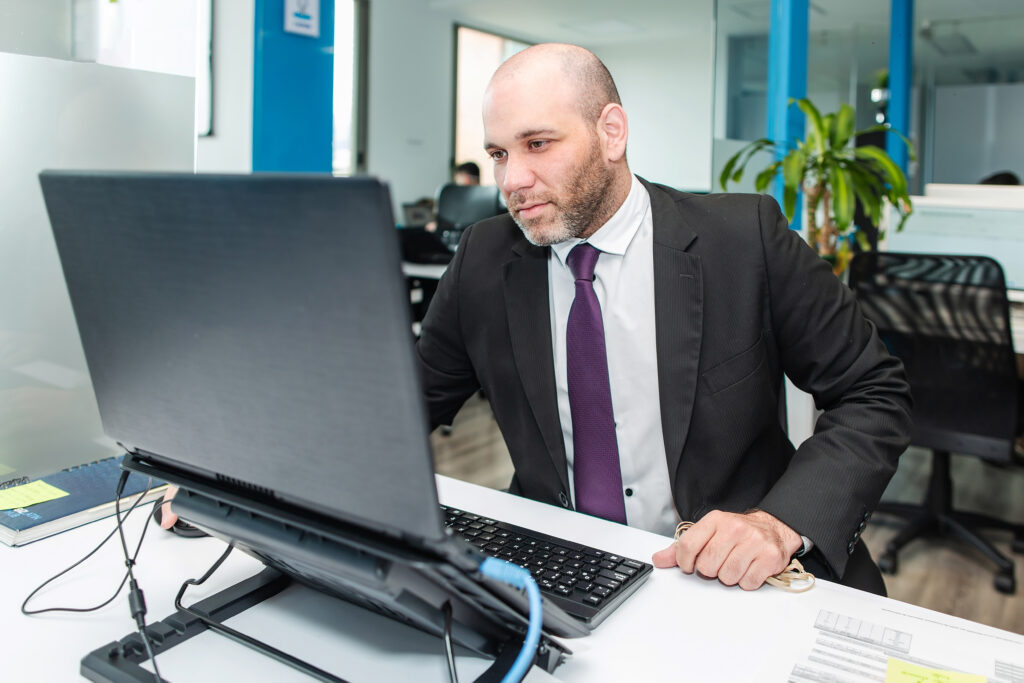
[39, 171, 584, 672]
[924, 183, 1024, 207]
[886, 198, 1024, 299]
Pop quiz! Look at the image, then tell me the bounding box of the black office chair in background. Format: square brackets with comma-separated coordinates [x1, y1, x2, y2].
[849, 252, 1024, 593]
[435, 183, 504, 250]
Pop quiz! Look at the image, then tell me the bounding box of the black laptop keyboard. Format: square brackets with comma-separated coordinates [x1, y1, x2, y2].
[440, 505, 653, 626]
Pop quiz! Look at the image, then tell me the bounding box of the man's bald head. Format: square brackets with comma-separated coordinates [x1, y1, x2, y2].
[490, 43, 621, 125]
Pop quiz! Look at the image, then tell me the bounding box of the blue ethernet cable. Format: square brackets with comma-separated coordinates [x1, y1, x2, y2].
[478, 557, 543, 683]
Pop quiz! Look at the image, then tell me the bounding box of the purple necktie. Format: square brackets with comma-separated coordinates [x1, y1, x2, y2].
[566, 243, 626, 524]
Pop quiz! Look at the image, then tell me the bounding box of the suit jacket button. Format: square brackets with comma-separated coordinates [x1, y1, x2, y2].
[558, 491, 570, 508]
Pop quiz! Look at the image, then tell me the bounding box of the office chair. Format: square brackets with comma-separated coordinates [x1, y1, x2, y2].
[848, 252, 1024, 593]
[435, 184, 504, 250]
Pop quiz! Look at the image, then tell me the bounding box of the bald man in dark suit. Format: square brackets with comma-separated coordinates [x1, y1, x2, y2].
[416, 43, 911, 593]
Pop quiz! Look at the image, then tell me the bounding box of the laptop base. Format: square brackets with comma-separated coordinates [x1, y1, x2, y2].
[81, 566, 290, 682]
[80, 565, 564, 683]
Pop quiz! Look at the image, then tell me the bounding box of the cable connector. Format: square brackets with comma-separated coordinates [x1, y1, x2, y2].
[477, 558, 542, 683]
[128, 578, 147, 626]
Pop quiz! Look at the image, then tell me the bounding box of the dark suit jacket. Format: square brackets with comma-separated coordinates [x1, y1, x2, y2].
[417, 178, 912, 586]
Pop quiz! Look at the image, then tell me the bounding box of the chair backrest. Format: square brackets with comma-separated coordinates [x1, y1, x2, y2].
[848, 252, 1020, 462]
[436, 184, 503, 231]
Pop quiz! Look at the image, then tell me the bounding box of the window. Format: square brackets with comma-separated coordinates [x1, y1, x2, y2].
[453, 26, 529, 186]
[333, 0, 357, 174]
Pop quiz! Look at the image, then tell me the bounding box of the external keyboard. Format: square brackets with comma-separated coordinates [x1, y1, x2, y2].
[441, 504, 653, 626]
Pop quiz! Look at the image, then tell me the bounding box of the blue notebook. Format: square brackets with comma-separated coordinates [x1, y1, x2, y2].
[0, 456, 165, 547]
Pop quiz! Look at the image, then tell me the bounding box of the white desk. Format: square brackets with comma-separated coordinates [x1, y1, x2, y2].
[5, 476, 1023, 681]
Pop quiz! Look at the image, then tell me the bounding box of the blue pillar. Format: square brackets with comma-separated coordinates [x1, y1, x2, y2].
[766, 0, 808, 231]
[887, 0, 913, 174]
[253, 0, 335, 172]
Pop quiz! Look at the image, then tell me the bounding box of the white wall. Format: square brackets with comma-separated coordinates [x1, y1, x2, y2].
[365, 0, 457, 212]
[0, 0, 72, 59]
[597, 27, 715, 192]
[364, 1, 718, 208]
[195, 0, 255, 172]
[932, 82, 1024, 185]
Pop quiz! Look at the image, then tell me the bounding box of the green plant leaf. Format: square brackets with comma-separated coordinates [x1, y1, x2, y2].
[719, 138, 776, 190]
[852, 125, 918, 161]
[830, 161, 855, 230]
[833, 104, 855, 149]
[782, 148, 806, 191]
[855, 229, 871, 251]
[795, 99, 826, 153]
[754, 161, 783, 193]
[783, 184, 798, 221]
[853, 145, 907, 198]
[849, 172, 881, 227]
[822, 113, 836, 148]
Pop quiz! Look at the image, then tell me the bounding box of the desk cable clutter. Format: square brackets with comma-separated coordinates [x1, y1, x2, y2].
[674, 522, 815, 593]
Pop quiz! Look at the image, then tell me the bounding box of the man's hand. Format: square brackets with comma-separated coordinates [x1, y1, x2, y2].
[651, 510, 803, 590]
[158, 485, 179, 529]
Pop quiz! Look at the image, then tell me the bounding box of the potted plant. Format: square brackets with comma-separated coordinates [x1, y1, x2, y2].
[719, 99, 914, 274]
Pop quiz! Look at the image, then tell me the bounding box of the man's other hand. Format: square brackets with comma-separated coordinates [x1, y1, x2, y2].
[651, 509, 802, 590]
[158, 485, 179, 529]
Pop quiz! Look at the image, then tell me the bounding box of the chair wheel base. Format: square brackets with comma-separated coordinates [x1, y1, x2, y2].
[1011, 536, 1024, 555]
[994, 572, 1016, 595]
[877, 553, 898, 575]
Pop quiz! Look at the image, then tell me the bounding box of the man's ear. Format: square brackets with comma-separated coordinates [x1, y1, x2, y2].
[597, 103, 628, 162]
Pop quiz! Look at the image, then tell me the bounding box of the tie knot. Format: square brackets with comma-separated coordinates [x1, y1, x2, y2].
[567, 242, 600, 281]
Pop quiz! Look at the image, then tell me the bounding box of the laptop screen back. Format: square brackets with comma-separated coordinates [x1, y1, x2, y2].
[40, 172, 444, 543]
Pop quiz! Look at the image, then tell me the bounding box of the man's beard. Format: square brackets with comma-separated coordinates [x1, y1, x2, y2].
[509, 142, 616, 247]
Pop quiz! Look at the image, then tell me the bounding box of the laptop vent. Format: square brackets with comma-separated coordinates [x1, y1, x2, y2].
[215, 473, 275, 498]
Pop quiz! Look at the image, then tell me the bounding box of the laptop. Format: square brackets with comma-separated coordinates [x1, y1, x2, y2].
[39, 171, 652, 669]
[401, 201, 435, 226]
[398, 226, 455, 265]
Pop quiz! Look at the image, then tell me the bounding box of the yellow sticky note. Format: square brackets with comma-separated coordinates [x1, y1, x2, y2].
[0, 480, 70, 510]
[886, 658, 986, 683]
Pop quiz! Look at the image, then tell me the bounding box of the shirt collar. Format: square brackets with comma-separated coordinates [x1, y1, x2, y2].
[551, 174, 650, 266]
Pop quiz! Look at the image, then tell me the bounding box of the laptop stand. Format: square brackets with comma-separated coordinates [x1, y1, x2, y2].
[80, 566, 558, 682]
[81, 567, 289, 682]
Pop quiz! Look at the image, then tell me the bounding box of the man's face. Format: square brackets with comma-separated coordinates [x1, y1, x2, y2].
[483, 72, 615, 246]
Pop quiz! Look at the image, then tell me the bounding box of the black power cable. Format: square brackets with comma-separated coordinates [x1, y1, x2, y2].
[21, 480, 158, 616]
[114, 470, 162, 682]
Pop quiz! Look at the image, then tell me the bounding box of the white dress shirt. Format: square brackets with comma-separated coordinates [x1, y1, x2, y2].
[548, 175, 678, 536]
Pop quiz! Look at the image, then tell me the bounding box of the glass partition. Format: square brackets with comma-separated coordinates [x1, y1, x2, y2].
[0, 13, 195, 485]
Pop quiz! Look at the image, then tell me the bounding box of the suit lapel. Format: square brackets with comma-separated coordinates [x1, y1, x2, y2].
[642, 179, 703, 481]
[503, 239, 570, 492]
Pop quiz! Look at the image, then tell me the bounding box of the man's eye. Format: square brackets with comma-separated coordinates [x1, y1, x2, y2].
[528, 140, 548, 150]
[489, 150, 507, 162]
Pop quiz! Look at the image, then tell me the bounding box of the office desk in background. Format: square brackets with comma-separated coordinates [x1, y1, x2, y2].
[4, 476, 1023, 681]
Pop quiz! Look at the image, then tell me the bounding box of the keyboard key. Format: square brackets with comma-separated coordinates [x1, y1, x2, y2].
[594, 576, 621, 590]
[615, 564, 639, 576]
[599, 568, 630, 583]
[583, 595, 602, 606]
[592, 586, 612, 599]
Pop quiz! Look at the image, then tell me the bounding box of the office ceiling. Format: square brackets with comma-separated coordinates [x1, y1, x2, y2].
[428, 0, 1024, 86]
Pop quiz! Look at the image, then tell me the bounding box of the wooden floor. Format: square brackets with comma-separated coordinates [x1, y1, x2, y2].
[431, 394, 1024, 635]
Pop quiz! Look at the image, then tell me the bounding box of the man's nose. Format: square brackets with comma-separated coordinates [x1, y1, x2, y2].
[499, 154, 535, 195]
